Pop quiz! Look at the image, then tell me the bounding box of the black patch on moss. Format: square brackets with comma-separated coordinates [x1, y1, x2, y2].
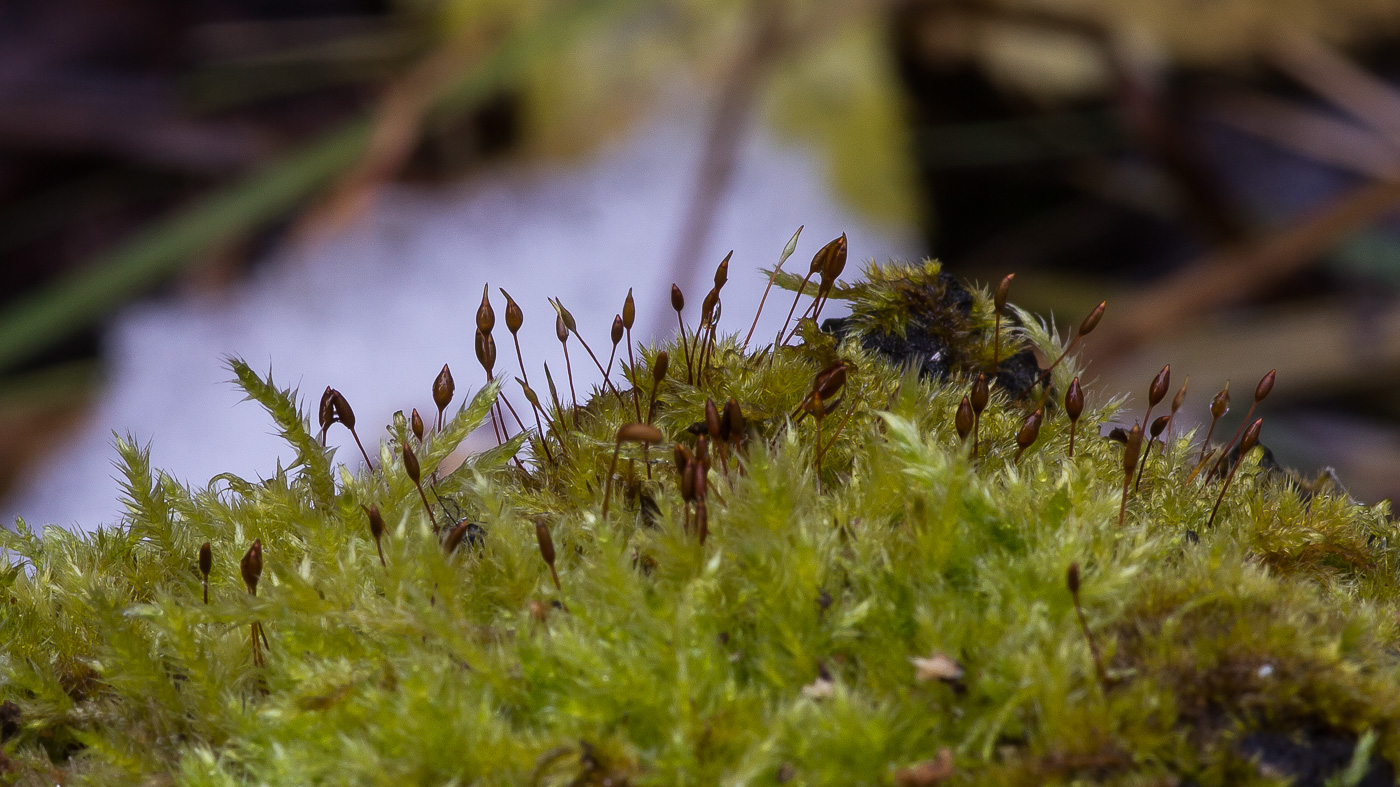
[0, 701, 17, 742]
[824, 315, 954, 382]
[823, 273, 1037, 398]
[1237, 729, 1392, 787]
[994, 349, 1039, 400]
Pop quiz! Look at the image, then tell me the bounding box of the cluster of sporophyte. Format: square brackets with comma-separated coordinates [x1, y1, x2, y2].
[4, 230, 1400, 786]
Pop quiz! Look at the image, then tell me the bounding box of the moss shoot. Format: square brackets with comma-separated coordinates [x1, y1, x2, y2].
[1, 245, 1397, 786]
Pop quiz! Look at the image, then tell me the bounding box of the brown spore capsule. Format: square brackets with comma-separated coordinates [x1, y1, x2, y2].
[500, 288, 523, 335]
[623, 288, 636, 330]
[611, 315, 624, 347]
[618, 423, 665, 444]
[1065, 377, 1083, 457]
[1148, 365, 1170, 407]
[1150, 414, 1170, 439]
[714, 251, 731, 290]
[1079, 301, 1107, 337]
[363, 504, 387, 567]
[955, 396, 973, 442]
[1240, 417, 1262, 453]
[671, 284, 685, 313]
[1014, 408, 1043, 462]
[433, 364, 455, 412]
[1212, 385, 1231, 419]
[819, 234, 847, 283]
[536, 519, 561, 591]
[199, 542, 212, 604]
[476, 284, 495, 334]
[402, 441, 420, 483]
[725, 398, 744, 444]
[1065, 377, 1084, 420]
[995, 273, 1014, 311]
[410, 409, 425, 442]
[1254, 369, 1276, 403]
[1066, 562, 1080, 595]
[240, 539, 263, 596]
[705, 399, 722, 440]
[970, 374, 988, 414]
[554, 299, 577, 334]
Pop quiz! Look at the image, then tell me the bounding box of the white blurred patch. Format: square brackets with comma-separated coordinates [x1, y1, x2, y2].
[5, 119, 918, 532]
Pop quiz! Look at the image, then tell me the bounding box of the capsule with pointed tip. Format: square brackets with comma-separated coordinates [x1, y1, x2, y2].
[1014, 408, 1043, 461]
[705, 399, 722, 440]
[1065, 377, 1084, 457]
[1255, 369, 1276, 403]
[240, 539, 262, 596]
[1150, 414, 1170, 439]
[955, 396, 973, 442]
[1211, 387, 1230, 419]
[1171, 381, 1188, 416]
[814, 234, 847, 282]
[652, 351, 669, 383]
[555, 312, 569, 344]
[622, 288, 635, 330]
[410, 409, 425, 441]
[547, 298, 577, 335]
[536, 519, 560, 591]
[1241, 417, 1263, 453]
[714, 251, 731, 290]
[1065, 378, 1084, 421]
[724, 398, 744, 442]
[363, 504, 387, 566]
[671, 284, 685, 314]
[402, 441, 420, 484]
[1079, 301, 1107, 336]
[433, 364, 454, 411]
[1148, 365, 1170, 407]
[476, 284, 495, 334]
[500, 288, 523, 335]
[1123, 424, 1143, 477]
[970, 374, 989, 415]
[365, 504, 385, 541]
[995, 273, 1014, 311]
[611, 315, 624, 347]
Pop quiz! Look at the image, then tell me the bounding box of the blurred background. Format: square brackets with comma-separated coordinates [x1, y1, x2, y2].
[5, 0, 1400, 528]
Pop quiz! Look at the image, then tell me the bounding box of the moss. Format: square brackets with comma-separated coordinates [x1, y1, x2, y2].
[1, 255, 1398, 786]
